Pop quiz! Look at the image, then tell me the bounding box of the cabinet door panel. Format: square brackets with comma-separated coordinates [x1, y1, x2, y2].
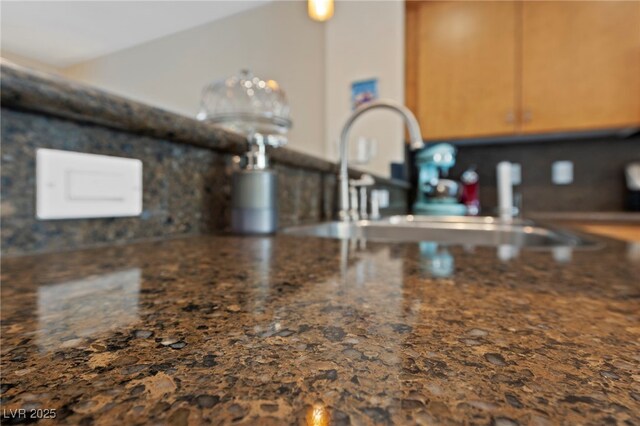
[522, 1, 640, 133]
[412, 1, 517, 140]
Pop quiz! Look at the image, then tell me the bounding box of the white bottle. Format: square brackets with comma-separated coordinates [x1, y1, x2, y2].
[497, 161, 513, 222]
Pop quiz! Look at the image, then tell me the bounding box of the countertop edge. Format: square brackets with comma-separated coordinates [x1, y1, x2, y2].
[528, 211, 640, 223]
[0, 60, 409, 190]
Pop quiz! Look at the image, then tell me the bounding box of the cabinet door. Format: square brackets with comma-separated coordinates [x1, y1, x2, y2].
[407, 1, 518, 140]
[521, 1, 640, 133]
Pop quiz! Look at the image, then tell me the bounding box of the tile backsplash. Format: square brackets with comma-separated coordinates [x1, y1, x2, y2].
[451, 135, 640, 214]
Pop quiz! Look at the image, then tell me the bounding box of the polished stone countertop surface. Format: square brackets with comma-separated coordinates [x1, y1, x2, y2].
[1, 232, 639, 425]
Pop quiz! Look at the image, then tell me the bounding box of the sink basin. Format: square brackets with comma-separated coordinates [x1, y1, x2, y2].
[283, 215, 598, 249]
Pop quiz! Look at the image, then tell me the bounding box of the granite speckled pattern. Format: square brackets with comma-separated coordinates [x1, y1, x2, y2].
[0, 106, 356, 256]
[1, 107, 230, 256]
[0, 107, 407, 257]
[1, 233, 639, 425]
[1, 62, 409, 257]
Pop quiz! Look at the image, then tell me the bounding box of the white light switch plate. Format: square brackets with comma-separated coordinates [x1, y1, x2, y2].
[552, 161, 573, 185]
[36, 149, 142, 219]
[376, 189, 390, 208]
[354, 137, 378, 165]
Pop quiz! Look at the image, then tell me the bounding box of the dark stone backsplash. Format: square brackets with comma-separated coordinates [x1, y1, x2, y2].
[451, 135, 640, 214]
[1, 108, 225, 255]
[0, 62, 408, 257]
[0, 107, 406, 257]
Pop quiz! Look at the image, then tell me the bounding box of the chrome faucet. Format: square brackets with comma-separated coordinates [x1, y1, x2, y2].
[337, 99, 424, 221]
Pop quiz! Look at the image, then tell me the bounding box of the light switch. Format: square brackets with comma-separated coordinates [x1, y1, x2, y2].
[354, 137, 378, 165]
[67, 171, 128, 201]
[552, 161, 573, 185]
[376, 189, 390, 208]
[37, 149, 142, 219]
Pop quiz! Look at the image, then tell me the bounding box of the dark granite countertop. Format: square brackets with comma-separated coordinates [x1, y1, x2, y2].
[1, 231, 639, 425]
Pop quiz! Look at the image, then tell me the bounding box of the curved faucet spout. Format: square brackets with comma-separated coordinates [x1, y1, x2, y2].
[337, 99, 424, 221]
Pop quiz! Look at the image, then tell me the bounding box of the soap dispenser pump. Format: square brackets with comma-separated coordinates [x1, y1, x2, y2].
[197, 69, 292, 234]
[230, 137, 278, 234]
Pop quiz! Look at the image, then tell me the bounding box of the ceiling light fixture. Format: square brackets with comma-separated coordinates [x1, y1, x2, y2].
[308, 0, 334, 22]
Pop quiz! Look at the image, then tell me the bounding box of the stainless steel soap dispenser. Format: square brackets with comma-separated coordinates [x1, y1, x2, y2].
[230, 139, 278, 234]
[197, 70, 292, 234]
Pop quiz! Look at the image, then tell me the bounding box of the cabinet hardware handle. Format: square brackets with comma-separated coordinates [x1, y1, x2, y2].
[505, 111, 515, 124]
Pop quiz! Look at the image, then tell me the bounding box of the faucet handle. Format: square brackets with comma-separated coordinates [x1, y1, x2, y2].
[349, 187, 359, 221]
[348, 174, 376, 221]
[370, 190, 381, 220]
[349, 173, 375, 187]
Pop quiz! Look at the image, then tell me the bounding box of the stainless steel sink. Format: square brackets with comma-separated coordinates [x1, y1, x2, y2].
[283, 215, 598, 249]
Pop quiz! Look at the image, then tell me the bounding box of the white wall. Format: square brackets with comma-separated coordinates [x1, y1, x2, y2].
[0, 50, 62, 75]
[325, 0, 405, 177]
[4, 1, 406, 177]
[63, 1, 327, 159]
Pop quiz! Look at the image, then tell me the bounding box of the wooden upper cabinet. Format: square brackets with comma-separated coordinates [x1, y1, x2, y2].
[406, 1, 518, 140]
[521, 1, 640, 133]
[406, 0, 640, 140]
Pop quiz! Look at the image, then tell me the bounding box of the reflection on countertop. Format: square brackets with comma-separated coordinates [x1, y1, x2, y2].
[36, 268, 141, 352]
[1, 233, 639, 425]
